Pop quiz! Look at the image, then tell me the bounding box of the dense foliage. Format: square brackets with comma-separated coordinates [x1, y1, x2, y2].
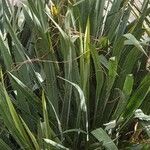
[0, 0, 150, 149]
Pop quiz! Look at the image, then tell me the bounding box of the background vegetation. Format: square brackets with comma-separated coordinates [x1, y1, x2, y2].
[0, 0, 150, 149]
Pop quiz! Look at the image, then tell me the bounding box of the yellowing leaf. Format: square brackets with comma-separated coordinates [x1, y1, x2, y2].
[50, 4, 59, 16]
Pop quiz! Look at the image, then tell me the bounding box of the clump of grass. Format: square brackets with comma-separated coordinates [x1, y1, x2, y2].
[0, 0, 149, 149]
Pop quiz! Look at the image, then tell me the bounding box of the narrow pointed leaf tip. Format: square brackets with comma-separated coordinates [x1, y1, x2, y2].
[124, 33, 148, 57]
[44, 139, 69, 150]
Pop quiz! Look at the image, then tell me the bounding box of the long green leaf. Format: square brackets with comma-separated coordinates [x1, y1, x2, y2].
[91, 128, 118, 150]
